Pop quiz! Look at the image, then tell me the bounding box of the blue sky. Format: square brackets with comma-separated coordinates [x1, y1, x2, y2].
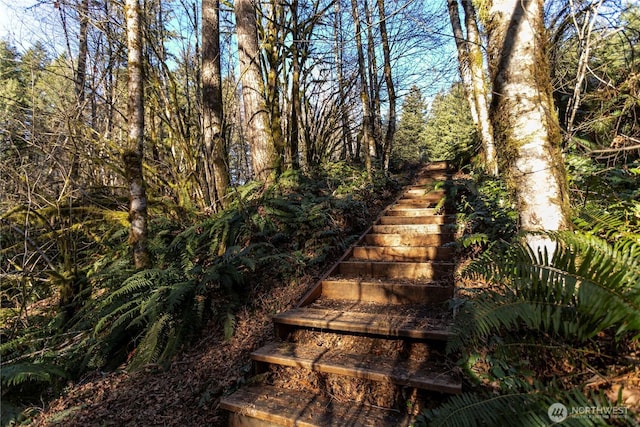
[0, 0, 61, 50]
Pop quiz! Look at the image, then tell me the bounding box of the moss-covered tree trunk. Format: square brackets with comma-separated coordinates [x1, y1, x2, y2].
[124, 0, 150, 269]
[202, 0, 230, 210]
[486, 0, 570, 253]
[461, 0, 497, 176]
[235, 0, 274, 182]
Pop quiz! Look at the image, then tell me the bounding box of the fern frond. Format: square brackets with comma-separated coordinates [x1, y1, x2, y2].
[459, 231, 640, 345]
[423, 388, 625, 427]
[0, 362, 67, 387]
[129, 313, 172, 369]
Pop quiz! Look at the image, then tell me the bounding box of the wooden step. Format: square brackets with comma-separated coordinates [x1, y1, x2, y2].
[252, 343, 461, 394]
[273, 307, 452, 341]
[220, 386, 408, 427]
[394, 199, 438, 207]
[405, 187, 446, 195]
[321, 278, 453, 304]
[385, 207, 439, 217]
[414, 175, 450, 184]
[372, 224, 455, 234]
[422, 162, 449, 171]
[378, 215, 455, 225]
[352, 246, 454, 262]
[337, 261, 454, 280]
[401, 191, 445, 200]
[364, 234, 455, 246]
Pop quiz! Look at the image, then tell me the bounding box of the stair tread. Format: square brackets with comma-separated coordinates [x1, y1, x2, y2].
[339, 260, 455, 266]
[252, 342, 461, 394]
[320, 277, 454, 304]
[352, 246, 454, 262]
[337, 260, 454, 280]
[220, 385, 408, 427]
[273, 306, 452, 340]
[322, 277, 453, 287]
[365, 233, 455, 243]
[378, 215, 456, 225]
[372, 224, 456, 234]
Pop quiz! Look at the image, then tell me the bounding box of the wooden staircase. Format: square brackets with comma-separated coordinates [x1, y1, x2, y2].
[220, 162, 461, 426]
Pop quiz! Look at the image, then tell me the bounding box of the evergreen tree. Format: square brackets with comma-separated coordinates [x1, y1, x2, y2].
[423, 83, 476, 165]
[392, 85, 428, 165]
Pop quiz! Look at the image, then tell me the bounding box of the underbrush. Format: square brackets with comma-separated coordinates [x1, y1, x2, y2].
[0, 162, 405, 426]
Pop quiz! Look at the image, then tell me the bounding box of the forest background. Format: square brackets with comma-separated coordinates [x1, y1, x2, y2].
[1, 0, 639, 425]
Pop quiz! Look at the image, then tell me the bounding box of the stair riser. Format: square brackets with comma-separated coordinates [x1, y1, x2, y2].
[384, 208, 439, 217]
[394, 200, 438, 207]
[321, 280, 453, 305]
[364, 234, 455, 246]
[352, 246, 454, 262]
[378, 215, 455, 225]
[372, 224, 455, 234]
[401, 193, 444, 201]
[338, 262, 454, 280]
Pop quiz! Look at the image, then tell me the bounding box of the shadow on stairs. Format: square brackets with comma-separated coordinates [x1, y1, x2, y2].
[220, 161, 462, 427]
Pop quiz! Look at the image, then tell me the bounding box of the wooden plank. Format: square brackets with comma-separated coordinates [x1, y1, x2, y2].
[352, 246, 454, 262]
[337, 261, 454, 280]
[320, 278, 453, 304]
[422, 162, 449, 171]
[401, 191, 445, 200]
[378, 215, 455, 225]
[364, 234, 455, 246]
[221, 386, 408, 427]
[371, 224, 455, 234]
[405, 188, 446, 196]
[273, 307, 452, 340]
[384, 208, 439, 217]
[251, 343, 461, 394]
[414, 175, 450, 184]
[394, 199, 436, 207]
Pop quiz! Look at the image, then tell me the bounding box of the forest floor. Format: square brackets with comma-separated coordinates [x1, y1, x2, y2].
[31, 273, 317, 426]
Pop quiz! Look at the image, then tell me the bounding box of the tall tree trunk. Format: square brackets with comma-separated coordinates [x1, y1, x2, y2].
[350, 0, 372, 175]
[235, 0, 273, 181]
[75, 0, 89, 103]
[124, 0, 150, 269]
[264, 0, 285, 175]
[448, 0, 497, 175]
[447, 0, 478, 124]
[486, 0, 570, 254]
[364, 0, 382, 159]
[377, 0, 395, 172]
[461, 0, 497, 176]
[289, 0, 301, 169]
[202, 0, 229, 210]
[334, 0, 354, 161]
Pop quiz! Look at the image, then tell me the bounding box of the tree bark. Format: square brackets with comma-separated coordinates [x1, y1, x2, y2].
[486, 0, 570, 254]
[350, 0, 373, 175]
[461, 0, 498, 176]
[447, 0, 479, 125]
[364, 0, 382, 159]
[124, 0, 150, 269]
[377, 0, 395, 172]
[202, 0, 230, 209]
[333, 0, 354, 161]
[235, 0, 273, 181]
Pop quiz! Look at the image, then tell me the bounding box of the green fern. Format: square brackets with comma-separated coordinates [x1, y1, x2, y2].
[420, 387, 631, 427]
[0, 362, 67, 388]
[455, 230, 640, 350]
